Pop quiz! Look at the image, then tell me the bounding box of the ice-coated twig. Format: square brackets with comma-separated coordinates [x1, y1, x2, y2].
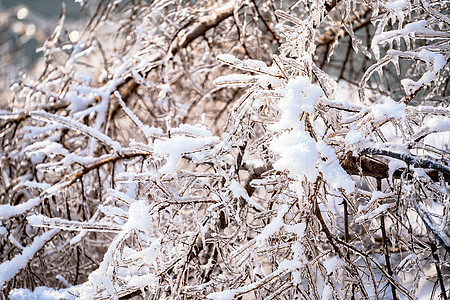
[419, 0, 450, 26]
[413, 117, 450, 142]
[213, 74, 258, 87]
[0, 151, 149, 220]
[332, 237, 415, 300]
[114, 91, 153, 142]
[217, 54, 281, 77]
[359, 49, 447, 103]
[411, 194, 450, 253]
[30, 110, 122, 152]
[27, 215, 122, 232]
[0, 229, 59, 288]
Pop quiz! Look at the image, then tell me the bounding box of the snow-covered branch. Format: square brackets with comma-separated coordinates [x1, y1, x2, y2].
[0, 0, 448, 299]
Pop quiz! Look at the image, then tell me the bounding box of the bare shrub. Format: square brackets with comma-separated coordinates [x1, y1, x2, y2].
[0, 0, 449, 299]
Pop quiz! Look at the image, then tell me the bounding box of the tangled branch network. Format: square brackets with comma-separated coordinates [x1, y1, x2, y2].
[0, 0, 449, 299]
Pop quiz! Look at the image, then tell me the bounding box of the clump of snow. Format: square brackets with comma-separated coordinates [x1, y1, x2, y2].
[153, 133, 219, 174]
[266, 76, 356, 196]
[284, 222, 306, 237]
[129, 237, 161, 263]
[269, 130, 319, 182]
[388, 159, 407, 182]
[126, 274, 158, 287]
[355, 203, 393, 224]
[66, 90, 91, 112]
[207, 289, 238, 300]
[345, 130, 363, 145]
[255, 204, 288, 246]
[9, 286, 76, 300]
[124, 200, 151, 233]
[271, 77, 322, 131]
[382, 0, 410, 26]
[278, 223, 307, 279]
[98, 205, 127, 218]
[359, 191, 385, 213]
[0, 197, 42, 220]
[383, 0, 409, 12]
[317, 141, 355, 193]
[404, 20, 427, 32]
[323, 256, 345, 275]
[425, 117, 450, 132]
[371, 97, 406, 121]
[424, 132, 450, 155]
[241, 59, 268, 70]
[413, 111, 450, 139]
[170, 123, 213, 137]
[401, 50, 447, 95]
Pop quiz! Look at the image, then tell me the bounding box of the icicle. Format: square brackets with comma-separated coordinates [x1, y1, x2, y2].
[391, 56, 401, 76]
[404, 34, 411, 50]
[388, 39, 393, 51]
[373, 0, 379, 18]
[398, 13, 404, 28]
[372, 43, 380, 60]
[390, 13, 397, 26]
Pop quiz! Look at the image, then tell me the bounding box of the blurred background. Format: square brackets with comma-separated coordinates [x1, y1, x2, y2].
[0, 0, 87, 106]
[1, 0, 85, 65]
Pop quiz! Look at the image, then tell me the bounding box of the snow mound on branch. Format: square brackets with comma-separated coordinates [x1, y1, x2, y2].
[271, 77, 322, 131]
[270, 130, 319, 181]
[153, 130, 219, 174]
[371, 97, 406, 121]
[268, 76, 355, 194]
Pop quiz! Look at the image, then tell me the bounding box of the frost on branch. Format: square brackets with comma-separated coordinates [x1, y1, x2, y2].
[0, 0, 449, 299]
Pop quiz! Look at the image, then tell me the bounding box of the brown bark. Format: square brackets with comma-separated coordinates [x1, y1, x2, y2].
[341, 151, 450, 184]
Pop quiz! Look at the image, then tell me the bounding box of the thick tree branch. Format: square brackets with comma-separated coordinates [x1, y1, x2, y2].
[361, 147, 450, 176]
[169, 1, 238, 56]
[116, 1, 239, 103]
[342, 151, 450, 184]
